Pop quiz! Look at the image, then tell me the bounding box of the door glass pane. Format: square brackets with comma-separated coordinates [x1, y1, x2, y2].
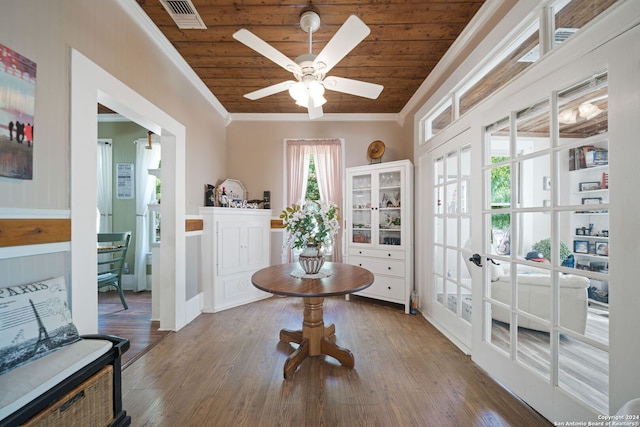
[444, 279, 457, 314]
[434, 217, 444, 245]
[434, 245, 444, 276]
[517, 212, 551, 263]
[460, 145, 471, 213]
[518, 154, 551, 209]
[446, 183, 458, 214]
[515, 264, 552, 324]
[434, 186, 443, 215]
[460, 216, 471, 248]
[559, 339, 608, 414]
[351, 173, 372, 245]
[434, 156, 444, 184]
[435, 274, 444, 306]
[517, 317, 550, 380]
[557, 72, 608, 147]
[446, 248, 458, 282]
[379, 171, 401, 247]
[446, 217, 457, 247]
[446, 150, 457, 181]
[489, 302, 511, 355]
[516, 99, 550, 155]
[486, 118, 510, 164]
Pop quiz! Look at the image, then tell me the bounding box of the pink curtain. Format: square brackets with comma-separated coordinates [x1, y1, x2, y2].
[285, 140, 311, 262]
[312, 140, 343, 263]
[285, 139, 343, 263]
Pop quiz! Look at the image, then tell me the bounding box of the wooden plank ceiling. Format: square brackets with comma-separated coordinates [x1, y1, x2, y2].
[135, 0, 485, 115]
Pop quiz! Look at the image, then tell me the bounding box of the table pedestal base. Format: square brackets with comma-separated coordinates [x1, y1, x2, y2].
[279, 297, 354, 379]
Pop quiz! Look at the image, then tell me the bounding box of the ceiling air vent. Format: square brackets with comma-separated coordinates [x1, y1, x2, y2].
[518, 28, 579, 63]
[159, 0, 206, 29]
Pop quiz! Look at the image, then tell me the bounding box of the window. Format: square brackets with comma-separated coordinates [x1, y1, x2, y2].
[285, 139, 343, 262]
[305, 155, 320, 201]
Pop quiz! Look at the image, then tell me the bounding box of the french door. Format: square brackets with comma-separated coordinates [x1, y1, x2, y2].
[424, 130, 475, 352]
[472, 74, 610, 419]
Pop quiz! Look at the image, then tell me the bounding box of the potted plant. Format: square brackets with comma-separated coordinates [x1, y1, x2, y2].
[280, 200, 340, 274]
[531, 238, 571, 263]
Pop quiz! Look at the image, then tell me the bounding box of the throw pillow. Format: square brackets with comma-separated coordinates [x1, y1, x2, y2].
[0, 276, 80, 375]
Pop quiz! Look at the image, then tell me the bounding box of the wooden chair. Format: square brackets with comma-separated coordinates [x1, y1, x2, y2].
[97, 232, 131, 309]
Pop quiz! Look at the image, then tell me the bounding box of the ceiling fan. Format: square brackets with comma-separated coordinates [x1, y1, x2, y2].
[233, 9, 383, 119]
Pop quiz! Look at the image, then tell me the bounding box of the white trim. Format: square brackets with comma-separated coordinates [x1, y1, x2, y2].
[0, 208, 70, 219]
[0, 242, 70, 260]
[98, 113, 130, 122]
[71, 49, 188, 333]
[230, 112, 399, 123]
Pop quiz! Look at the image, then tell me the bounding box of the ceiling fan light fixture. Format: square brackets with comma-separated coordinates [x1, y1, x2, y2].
[559, 108, 578, 124]
[289, 82, 309, 106]
[578, 102, 602, 120]
[308, 81, 326, 106]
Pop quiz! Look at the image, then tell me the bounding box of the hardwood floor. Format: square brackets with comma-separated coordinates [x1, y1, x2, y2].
[98, 290, 171, 368]
[120, 295, 552, 426]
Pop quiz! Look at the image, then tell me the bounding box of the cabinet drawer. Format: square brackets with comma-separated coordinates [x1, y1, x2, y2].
[348, 248, 405, 260]
[349, 256, 405, 277]
[356, 275, 406, 301]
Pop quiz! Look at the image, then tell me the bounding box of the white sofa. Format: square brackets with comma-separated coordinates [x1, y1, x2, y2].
[462, 247, 589, 334]
[490, 265, 589, 334]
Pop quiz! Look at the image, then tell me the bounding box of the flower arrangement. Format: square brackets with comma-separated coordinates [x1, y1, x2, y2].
[280, 200, 340, 251]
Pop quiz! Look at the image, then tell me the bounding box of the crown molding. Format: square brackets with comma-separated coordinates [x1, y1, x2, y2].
[229, 112, 400, 122]
[119, 0, 229, 122]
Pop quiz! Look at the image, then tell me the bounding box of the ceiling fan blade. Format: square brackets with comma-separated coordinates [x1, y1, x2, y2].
[233, 29, 301, 74]
[313, 15, 370, 75]
[244, 81, 296, 100]
[323, 76, 383, 99]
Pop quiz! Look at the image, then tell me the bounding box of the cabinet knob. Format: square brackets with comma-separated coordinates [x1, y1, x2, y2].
[359, 263, 362, 267]
[388, 253, 391, 257]
[387, 286, 391, 290]
[359, 251, 362, 254]
[388, 266, 391, 270]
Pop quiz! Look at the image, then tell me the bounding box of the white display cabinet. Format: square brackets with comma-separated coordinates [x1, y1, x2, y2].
[345, 159, 414, 313]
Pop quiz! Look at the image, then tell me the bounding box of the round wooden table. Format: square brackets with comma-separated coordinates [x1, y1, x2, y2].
[251, 262, 374, 379]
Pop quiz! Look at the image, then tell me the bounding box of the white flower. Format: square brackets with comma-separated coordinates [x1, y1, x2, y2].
[280, 200, 340, 251]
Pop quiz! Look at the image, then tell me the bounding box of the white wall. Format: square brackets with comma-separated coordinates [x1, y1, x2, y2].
[226, 118, 409, 211]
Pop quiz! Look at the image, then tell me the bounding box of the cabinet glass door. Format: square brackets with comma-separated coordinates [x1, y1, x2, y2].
[351, 173, 372, 245]
[378, 170, 402, 246]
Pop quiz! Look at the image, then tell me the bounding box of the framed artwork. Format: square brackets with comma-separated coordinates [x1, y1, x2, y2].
[116, 163, 135, 199]
[574, 240, 589, 254]
[596, 242, 609, 256]
[579, 181, 601, 192]
[0, 44, 37, 180]
[582, 197, 603, 204]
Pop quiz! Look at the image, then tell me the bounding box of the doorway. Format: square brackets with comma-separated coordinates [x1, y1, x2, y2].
[70, 49, 188, 333]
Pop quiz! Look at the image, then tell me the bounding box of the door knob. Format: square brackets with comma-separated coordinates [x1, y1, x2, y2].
[470, 253, 482, 267]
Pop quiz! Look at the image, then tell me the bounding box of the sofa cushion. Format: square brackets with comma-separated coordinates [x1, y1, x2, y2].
[0, 277, 80, 375]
